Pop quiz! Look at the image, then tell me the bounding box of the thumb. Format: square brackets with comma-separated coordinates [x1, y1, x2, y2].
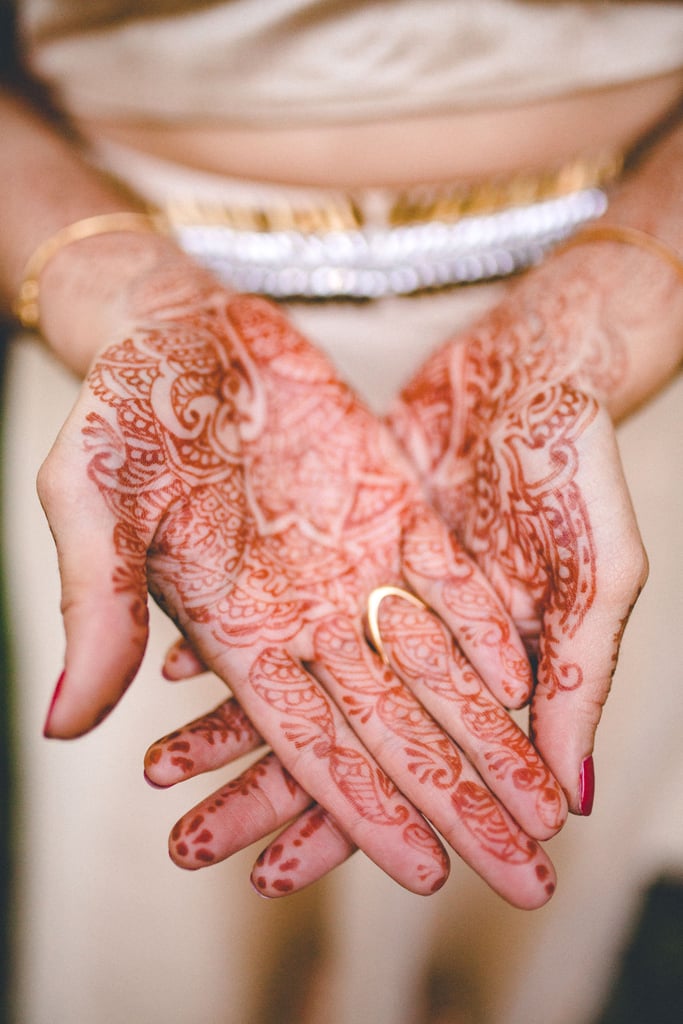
[527, 405, 648, 814]
[531, 557, 647, 815]
[38, 445, 150, 739]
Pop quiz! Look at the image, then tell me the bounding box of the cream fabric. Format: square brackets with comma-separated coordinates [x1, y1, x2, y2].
[19, 0, 683, 125]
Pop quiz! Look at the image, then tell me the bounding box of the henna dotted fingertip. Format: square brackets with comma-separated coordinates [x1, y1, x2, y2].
[533, 861, 558, 901]
[429, 875, 448, 895]
[249, 875, 275, 900]
[194, 848, 216, 864]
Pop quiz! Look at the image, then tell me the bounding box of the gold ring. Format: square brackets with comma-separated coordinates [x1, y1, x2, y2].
[366, 585, 429, 665]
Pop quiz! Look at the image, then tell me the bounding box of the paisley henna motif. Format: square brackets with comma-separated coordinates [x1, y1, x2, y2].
[84, 284, 562, 896]
[451, 781, 537, 865]
[400, 505, 533, 703]
[82, 290, 457, 889]
[374, 598, 565, 835]
[393, 273, 630, 687]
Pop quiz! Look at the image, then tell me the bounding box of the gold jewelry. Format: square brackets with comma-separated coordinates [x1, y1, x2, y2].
[156, 149, 620, 299]
[14, 211, 164, 330]
[366, 585, 430, 665]
[161, 150, 622, 233]
[556, 223, 683, 286]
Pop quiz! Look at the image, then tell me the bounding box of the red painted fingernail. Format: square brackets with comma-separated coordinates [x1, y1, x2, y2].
[43, 670, 65, 737]
[579, 755, 595, 815]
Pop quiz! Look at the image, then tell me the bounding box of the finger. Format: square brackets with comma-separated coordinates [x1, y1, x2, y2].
[529, 415, 649, 813]
[533, 566, 646, 815]
[144, 697, 264, 787]
[200, 642, 450, 896]
[252, 807, 357, 897]
[169, 752, 314, 869]
[38, 437, 150, 739]
[146, 494, 449, 894]
[162, 635, 208, 681]
[149, 700, 358, 895]
[312, 615, 556, 909]
[401, 506, 534, 708]
[373, 594, 567, 840]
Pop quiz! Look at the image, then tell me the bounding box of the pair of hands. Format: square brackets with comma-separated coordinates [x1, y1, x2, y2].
[38, 256, 646, 909]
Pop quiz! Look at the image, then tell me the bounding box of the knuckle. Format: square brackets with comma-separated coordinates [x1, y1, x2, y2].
[35, 452, 63, 509]
[602, 535, 649, 605]
[633, 543, 650, 590]
[578, 691, 606, 725]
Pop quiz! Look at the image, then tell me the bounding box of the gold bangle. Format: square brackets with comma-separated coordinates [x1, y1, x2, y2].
[557, 223, 683, 286]
[13, 211, 164, 330]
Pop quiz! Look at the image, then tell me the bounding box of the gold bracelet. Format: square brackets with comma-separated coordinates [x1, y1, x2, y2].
[13, 211, 164, 330]
[557, 223, 683, 286]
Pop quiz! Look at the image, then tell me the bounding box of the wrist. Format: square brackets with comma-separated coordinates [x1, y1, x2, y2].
[542, 237, 683, 420]
[37, 229, 208, 375]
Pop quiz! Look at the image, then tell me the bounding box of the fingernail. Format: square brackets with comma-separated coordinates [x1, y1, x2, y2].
[43, 670, 65, 737]
[579, 755, 595, 815]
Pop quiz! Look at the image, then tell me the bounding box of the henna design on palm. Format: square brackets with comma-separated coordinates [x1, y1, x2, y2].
[68, 280, 559, 901]
[391, 270, 648, 806]
[78, 290, 458, 893]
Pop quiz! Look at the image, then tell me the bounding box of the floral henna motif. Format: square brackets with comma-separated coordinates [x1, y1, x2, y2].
[394, 275, 628, 691]
[484, 384, 598, 632]
[313, 613, 558, 864]
[82, 290, 458, 889]
[401, 506, 532, 704]
[249, 646, 411, 828]
[374, 598, 566, 836]
[434, 378, 598, 654]
[145, 698, 263, 784]
[452, 782, 542, 869]
[82, 280, 575, 895]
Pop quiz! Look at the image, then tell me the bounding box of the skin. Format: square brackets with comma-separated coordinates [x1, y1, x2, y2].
[38, 261, 561, 905]
[389, 269, 648, 795]
[0, 88, 560, 907]
[78, 71, 683, 187]
[148, 117, 683, 897]
[1, 61, 681, 906]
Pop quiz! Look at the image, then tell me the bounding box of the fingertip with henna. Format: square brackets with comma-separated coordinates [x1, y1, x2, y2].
[249, 874, 276, 900]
